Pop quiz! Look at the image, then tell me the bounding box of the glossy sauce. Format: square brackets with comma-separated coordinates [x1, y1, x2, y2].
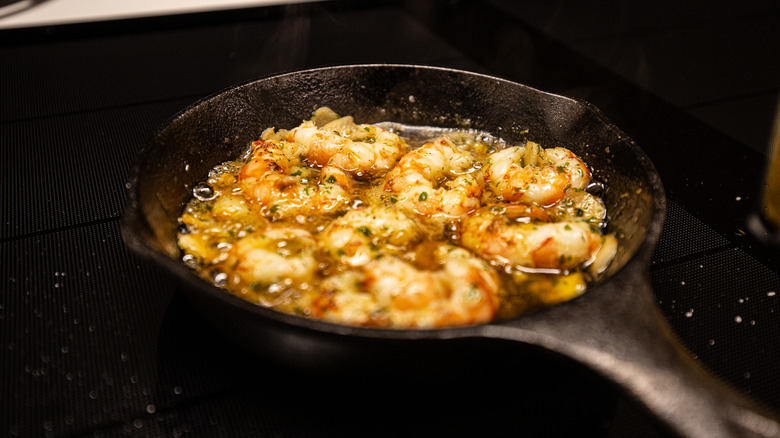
[177, 110, 616, 328]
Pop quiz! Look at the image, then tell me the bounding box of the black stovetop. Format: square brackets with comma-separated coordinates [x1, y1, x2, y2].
[2, 1, 779, 437]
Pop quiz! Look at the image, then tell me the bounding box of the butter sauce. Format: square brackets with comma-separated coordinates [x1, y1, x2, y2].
[177, 110, 615, 328]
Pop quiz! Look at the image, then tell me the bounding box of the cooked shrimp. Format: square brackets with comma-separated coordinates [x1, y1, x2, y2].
[227, 227, 319, 306]
[179, 107, 621, 328]
[548, 188, 608, 226]
[327, 127, 407, 178]
[493, 188, 608, 225]
[384, 137, 484, 220]
[310, 242, 500, 328]
[288, 120, 347, 166]
[460, 206, 615, 272]
[288, 114, 407, 178]
[238, 139, 352, 218]
[319, 205, 422, 267]
[484, 142, 590, 207]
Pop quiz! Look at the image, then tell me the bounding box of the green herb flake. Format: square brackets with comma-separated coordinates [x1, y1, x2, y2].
[465, 284, 481, 301]
[418, 192, 428, 202]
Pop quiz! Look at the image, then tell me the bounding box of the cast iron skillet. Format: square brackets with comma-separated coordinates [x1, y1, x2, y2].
[121, 65, 780, 437]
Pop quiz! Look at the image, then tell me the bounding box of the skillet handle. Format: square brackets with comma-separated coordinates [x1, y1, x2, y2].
[484, 263, 780, 438]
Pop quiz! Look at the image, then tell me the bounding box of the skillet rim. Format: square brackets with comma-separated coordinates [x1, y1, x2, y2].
[120, 63, 666, 340]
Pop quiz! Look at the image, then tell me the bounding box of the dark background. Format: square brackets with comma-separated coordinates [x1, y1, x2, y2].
[2, 1, 779, 436]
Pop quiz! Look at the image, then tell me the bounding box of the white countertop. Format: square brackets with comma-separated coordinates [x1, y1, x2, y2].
[0, 0, 318, 29]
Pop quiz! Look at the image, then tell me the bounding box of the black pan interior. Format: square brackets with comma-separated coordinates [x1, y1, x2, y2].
[124, 64, 663, 339]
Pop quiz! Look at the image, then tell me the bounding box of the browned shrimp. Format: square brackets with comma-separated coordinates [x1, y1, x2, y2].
[288, 113, 407, 178]
[384, 137, 485, 221]
[460, 206, 616, 272]
[319, 205, 422, 267]
[308, 242, 500, 328]
[484, 142, 590, 207]
[238, 139, 352, 218]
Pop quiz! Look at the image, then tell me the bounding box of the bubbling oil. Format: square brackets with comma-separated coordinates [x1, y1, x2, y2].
[176, 116, 613, 328]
